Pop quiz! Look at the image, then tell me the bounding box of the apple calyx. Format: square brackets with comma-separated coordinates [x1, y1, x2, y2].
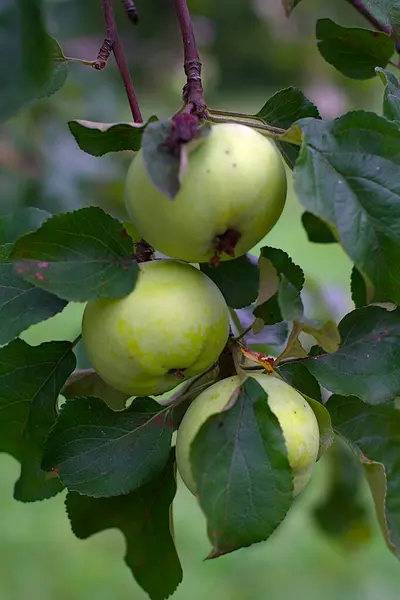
[168, 368, 187, 380]
[210, 228, 241, 265]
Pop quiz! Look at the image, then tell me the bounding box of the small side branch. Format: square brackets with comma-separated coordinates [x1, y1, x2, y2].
[102, 0, 143, 122]
[348, 0, 400, 54]
[175, 0, 206, 119]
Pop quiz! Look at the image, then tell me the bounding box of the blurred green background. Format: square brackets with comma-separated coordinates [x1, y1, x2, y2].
[1, 0, 399, 598]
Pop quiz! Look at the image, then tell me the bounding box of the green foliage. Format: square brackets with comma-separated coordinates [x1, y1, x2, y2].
[316, 19, 394, 80]
[303, 306, 400, 404]
[255, 86, 319, 167]
[69, 117, 158, 156]
[0, 208, 67, 344]
[0, 339, 75, 501]
[11, 207, 138, 302]
[294, 111, 400, 304]
[200, 255, 259, 308]
[43, 396, 174, 497]
[376, 67, 400, 120]
[66, 451, 183, 600]
[190, 377, 293, 557]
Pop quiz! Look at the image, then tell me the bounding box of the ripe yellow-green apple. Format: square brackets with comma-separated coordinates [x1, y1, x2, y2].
[176, 373, 320, 496]
[82, 260, 230, 397]
[125, 123, 287, 263]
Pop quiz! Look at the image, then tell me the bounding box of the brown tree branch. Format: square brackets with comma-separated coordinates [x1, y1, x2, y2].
[102, 0, 143, 122]
[347, 0, 400, 54]
[174, 0, 206, 119]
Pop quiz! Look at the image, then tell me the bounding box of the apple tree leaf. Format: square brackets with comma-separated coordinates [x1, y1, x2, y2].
[294, 111, 400, 304]
[303, 306, 400, 405]
[62, 369, 129, 411]
[376, 67, 400, 121]
[66, 451, 183, 600]
[42, 396, 174, 497]
[301, 212, 337, 244]
[351, 266, 368, 308]
[278, 361, 321, 401]
[0, 339, 76, 502]
[190, 377, 293, 558]
[0, 208, 67, 346]
[254, 246, 304, 325]
[141, 118, 211, 199]
[327, 394, 400, 558]
[68, 116, 158, 157]
[38, 36, 69, 98]
[313, 437, 373, 549]
[255, 86, 319, 167]
[11, 207, 138, 302]
[316, 19, 394, 80]
[200, 254, 259, 308]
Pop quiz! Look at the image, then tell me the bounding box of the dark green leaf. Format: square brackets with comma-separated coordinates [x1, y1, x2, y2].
[0, 339, 75, 501]
[301, 212, 337, 244]
[141, 119, 211, 199]
[38, 37, 68, 98]
[294, 111, 400, 304]
[11, 207, 138, 302]
[313, 437, 373, 548]
[0, 0, 52, 121]
[0, 208, 67, 345]
[254, 246, 304, 325]
[43, 396, 173, 497]
[278, 362, 321, 401]
[278, 275, 304, 321]
[351, 265, 368, 308]
[327, 394, 400, 557]
[68, 116, 157, 157]
[66, 452, 182, 600]
[191, 377, 293, 557]
[303, 306, 400, 404]
[316, 19, 394, 80]
[376, 67, 400, 121]
[62, 369, 129, 411]
[256, 87, 319, 168]
[200, 255, 259, 308]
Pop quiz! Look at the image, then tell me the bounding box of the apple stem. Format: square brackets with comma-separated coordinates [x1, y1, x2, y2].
[174, 0, 207, 119]
[101, 0, 143, 122]
[207, 109, 287, 140]
[347, 0, 400, 54]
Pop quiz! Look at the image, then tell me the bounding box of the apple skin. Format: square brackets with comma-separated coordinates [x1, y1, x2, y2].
[125, 123, 287, 263]
[176, 373, 320, 496]
[82, 260, 230, 397]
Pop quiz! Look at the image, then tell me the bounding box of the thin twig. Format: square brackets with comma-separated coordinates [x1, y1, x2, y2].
[102, 0, 143, 122]
[174, 0, 206, 119]
[347, 0, 400, 54]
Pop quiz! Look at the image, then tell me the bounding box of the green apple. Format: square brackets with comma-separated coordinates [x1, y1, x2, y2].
[82, 260, 230, 397]
[176, 373, 320, 496]
[125, 123, 287, 263]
